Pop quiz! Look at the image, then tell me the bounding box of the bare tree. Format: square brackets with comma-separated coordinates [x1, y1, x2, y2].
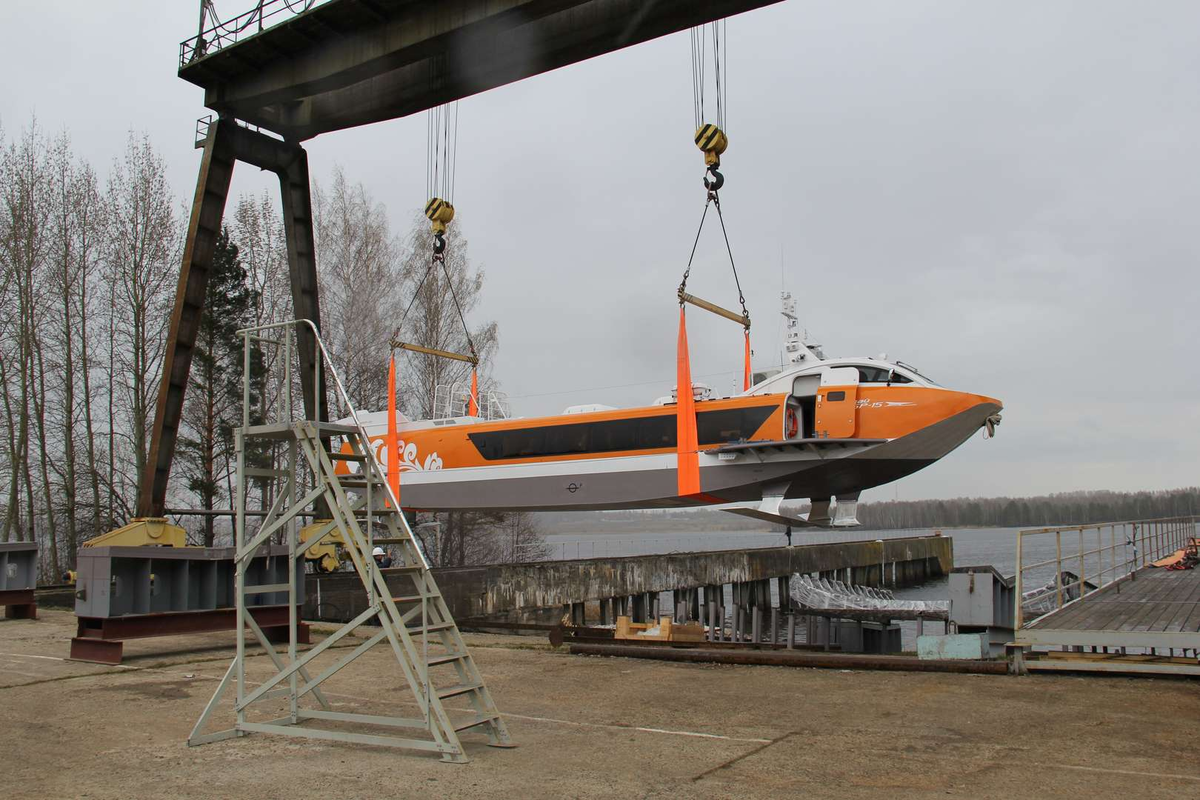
[74, 162, 105, 538]
[0, 121, 52, 551]
[312, 167, 407, 410]
[101, 132, 178, 518]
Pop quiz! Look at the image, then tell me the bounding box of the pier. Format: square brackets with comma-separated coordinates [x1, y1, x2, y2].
[305, 534, 952, 629]
[1013, 517, 1200, 676]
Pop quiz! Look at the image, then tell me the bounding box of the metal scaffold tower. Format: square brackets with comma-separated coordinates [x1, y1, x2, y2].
[189, 319, 513, 762]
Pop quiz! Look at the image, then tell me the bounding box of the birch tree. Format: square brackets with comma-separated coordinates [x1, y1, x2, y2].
[101, 133, 178, 516]
[313, 167, 406, 411]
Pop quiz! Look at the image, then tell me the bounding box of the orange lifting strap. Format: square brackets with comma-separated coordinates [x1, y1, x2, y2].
[675, 307, 701, 497]
[468, 368, 479, 417]
[744, 329, 751, 392]
[386, 355, 400, 507]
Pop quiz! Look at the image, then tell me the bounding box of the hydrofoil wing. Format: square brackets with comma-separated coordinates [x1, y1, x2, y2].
[722, 506, 822, 528]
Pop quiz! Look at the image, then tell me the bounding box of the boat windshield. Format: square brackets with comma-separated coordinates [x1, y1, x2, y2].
[894, 361, 940, 387]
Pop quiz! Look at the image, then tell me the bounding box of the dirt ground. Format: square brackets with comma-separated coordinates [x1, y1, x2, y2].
[1, 610, 1198, 799]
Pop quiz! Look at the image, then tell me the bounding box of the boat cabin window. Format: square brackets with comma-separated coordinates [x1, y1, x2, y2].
[855, 365, 912, 384]
[467, 405, 778, 460]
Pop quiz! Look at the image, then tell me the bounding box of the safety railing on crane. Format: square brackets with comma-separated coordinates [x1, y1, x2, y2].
[180, 0, 330, 67]
[1013, 516, 1199, 631]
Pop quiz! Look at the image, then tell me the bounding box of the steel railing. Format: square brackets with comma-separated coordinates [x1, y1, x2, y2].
[180, 0, 330, 67]
[433, 381, 510, 422]
[238, 318, 431, 570]
[1014, 516, 1198, 630]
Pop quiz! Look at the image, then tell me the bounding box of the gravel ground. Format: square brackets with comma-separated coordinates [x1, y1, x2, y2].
[1, 610, 1198, 799]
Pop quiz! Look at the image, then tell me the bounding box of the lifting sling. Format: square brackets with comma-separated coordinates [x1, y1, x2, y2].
[674, 18, 753, 496]
[676, 307, 701, 497]
[387, 355, 400, 506]
[389, 99, 481, 429]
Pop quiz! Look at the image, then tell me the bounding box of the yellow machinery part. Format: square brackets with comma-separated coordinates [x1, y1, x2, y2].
[83, 517, 188, 548]
[424, 197, 455, 235]
[300, 520, 346, 573]
[694, 123, 728, 166]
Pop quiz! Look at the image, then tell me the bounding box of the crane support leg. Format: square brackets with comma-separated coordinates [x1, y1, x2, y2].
[137, 118, 326, 518]
[138, 120, 237, 518]
[280, 150, 326, 429]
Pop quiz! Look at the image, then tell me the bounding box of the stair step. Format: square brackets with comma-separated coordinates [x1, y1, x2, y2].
[454, 713, 500, 733]
[406, 621, 455, 634]
[437, 682, 482, 700]
[391, 594, 437, 603]
[426, 652, 468, 666]
[336, 478, 381, 488]
[314, 422, 361, 435]
[329, 452, 367, 462]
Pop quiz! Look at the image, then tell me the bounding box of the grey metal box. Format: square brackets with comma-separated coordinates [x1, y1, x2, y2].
[0, 542, 38, 591]
[75, 545, 299, 618]
[949, 565, 1015, 629]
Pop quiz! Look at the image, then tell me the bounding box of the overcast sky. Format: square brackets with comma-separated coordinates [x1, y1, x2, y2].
[3, 1, 1198, 501]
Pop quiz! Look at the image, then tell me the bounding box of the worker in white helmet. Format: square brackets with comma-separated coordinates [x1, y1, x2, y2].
[372, 546, 392, 569]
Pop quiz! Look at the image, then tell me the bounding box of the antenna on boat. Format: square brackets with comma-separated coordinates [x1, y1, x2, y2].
[781, 291, 824, 364]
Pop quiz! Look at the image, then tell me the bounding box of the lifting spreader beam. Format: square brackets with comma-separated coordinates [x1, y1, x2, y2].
[678, 289, 751, 329]
[393, 341, 479, 365]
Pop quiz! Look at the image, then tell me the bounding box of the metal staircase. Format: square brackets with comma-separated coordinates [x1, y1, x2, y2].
[189, 319, 513, 762]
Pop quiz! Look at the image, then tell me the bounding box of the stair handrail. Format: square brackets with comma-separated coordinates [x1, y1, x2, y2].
[238, 318, 430, 570]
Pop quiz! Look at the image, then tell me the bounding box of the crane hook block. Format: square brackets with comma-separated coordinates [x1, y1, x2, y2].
[694, 123, 728, 167]
[425, 197, 455, 235]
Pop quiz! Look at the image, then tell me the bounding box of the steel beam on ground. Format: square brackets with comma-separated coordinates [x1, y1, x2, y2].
[0, 589, 37, 620]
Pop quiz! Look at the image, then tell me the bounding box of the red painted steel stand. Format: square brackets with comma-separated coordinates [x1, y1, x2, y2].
[69, 605, 309, 665]
[0, 589, 37, 620]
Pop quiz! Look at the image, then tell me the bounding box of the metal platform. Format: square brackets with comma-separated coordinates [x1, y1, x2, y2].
[1020, 566, 1200, 652]
[1013, 517, 1200, 675]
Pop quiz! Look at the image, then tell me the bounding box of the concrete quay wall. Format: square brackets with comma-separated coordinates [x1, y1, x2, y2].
[305, 535, 952, 623]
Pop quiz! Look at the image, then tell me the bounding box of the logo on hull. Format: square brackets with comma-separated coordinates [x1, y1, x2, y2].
[856, 399, 916, 410]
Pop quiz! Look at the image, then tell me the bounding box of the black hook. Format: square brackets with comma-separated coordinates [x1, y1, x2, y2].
[433, 232, 447, 256]
[703, 166, 724, 193]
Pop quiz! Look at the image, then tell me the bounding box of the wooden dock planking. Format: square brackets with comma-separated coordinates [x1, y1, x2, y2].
[1145, 569, 1200, 633]
[1107, 569, 1188, 632]
[1027, 566, 1200, 636]
[1135, 569, 1200, 632]
[1171, 572, 1200, 634]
